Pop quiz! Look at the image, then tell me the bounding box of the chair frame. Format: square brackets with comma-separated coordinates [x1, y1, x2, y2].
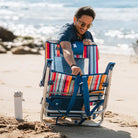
[40, 41, 115, 126]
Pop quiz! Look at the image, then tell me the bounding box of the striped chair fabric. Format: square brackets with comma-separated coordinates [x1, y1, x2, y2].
[45, 41, 98, 74]
[47, 71, 107, 97]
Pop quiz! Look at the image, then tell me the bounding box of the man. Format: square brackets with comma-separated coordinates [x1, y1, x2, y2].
[58, 6, 96, 75]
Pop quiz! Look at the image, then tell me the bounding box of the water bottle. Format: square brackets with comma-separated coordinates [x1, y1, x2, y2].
[14, 91, 23, 120]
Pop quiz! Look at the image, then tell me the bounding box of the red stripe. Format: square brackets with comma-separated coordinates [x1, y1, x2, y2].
[45, 43, 47, 60]
[83, 46, 87, 58]
[63, 75, 69, 95]
[62, 75, 67, 95]
[93, 75, 99, 90]
[63, 75, 70, 94]
[76, 55, 79, 58]
[46, 42, 50, 59]
[50, 72, 56, 92]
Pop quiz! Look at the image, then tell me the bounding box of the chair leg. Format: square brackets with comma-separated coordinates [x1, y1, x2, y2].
[81, 113, 104, 127]
[103, 69, 113, 110]
[40, 66, 50, 124]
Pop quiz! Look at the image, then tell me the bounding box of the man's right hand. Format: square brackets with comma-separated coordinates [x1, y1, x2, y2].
[71, 66, 83, 76]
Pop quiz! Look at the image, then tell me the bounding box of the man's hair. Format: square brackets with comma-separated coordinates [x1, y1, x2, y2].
[74, 6, 96, 20]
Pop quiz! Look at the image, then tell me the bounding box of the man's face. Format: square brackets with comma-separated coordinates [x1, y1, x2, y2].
[74, 15, 93, 36]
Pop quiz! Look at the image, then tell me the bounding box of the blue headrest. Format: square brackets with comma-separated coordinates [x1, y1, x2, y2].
[60, 41, 84, 55]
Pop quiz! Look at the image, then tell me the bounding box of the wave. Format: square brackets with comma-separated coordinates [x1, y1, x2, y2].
[0, 1, 64, 9]
[0, 1, 75, 22]
[105, 30, 138, 39]
[0, 1, 138, 22]
[95, 8, 138, 21]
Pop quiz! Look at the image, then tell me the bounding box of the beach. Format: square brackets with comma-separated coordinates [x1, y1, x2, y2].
[0, 51, 138, 138]
[0, 0, 138, 137]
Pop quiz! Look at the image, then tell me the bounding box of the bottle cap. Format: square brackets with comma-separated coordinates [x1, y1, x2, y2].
[14, 91, 22, 97]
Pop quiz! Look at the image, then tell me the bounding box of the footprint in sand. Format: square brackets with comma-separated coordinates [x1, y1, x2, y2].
[104, 111, 138, 128]
[25, 85, 32, 88]
[0, 80, 6, 85]
[115, 99, 124, 101]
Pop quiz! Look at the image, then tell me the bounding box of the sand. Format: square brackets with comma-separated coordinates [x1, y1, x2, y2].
[0, 51, 138, 138]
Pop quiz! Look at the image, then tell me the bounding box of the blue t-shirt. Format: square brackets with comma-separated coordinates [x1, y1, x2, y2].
[58, 23, 94, 43]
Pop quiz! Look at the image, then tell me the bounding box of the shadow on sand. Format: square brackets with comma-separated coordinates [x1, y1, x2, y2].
[54, 125, 131, 138]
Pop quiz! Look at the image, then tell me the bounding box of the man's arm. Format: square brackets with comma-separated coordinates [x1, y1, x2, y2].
[60, 41, 83, 75]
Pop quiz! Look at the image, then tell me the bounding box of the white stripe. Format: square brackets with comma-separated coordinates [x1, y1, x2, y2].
[96, 75, 102, 90]
[59, 74, 65, 94]
[55, 73, 62, 94]
[69, 79, 75, 95]
[90, 75, 96, 90]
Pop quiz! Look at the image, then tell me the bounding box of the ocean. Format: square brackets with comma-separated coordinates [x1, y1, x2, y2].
[0, 0, 138, 55]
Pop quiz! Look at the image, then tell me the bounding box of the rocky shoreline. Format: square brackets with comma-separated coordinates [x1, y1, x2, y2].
[1, 26, 138, 55]
[0, 27, 44, 55]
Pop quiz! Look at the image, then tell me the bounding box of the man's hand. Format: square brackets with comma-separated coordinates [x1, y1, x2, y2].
[71, 66, 83, 76]
[83, 39, 92, 45]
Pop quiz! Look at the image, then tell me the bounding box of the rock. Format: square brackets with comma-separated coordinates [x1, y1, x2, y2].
[22, 40, 36, 48]
[0, 42, 13, 51]
[0, 38, 44, 51]
[14, 36, 44, 48]
[0, 45, 7, 53]
[0, 27, 16, 42]
[33, 38, 44, 48]
[11, 46, 40, 55]
[22, 36, 34, 40]
[29, 48, 41, 54]
[0, 27, 44, 54]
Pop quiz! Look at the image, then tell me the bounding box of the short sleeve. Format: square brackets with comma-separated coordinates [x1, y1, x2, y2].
[58, 23, 75, 43]
[85, 31, 94, 42]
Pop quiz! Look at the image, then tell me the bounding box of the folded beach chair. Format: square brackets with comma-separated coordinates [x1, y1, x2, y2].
[40, 40, 115, 126]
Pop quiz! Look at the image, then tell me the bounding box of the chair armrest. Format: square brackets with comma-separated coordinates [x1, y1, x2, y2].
[105, 62, 115, 74]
